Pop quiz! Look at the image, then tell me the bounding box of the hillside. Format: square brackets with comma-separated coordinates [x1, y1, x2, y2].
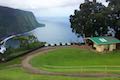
[0, 6, 44, 38]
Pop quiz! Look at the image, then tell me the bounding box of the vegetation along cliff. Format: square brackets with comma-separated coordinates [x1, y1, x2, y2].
[0, 6, 44, 39]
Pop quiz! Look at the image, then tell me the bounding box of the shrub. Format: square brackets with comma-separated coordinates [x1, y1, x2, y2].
[0, 35, 46, 62]
[54, 44, 57, 46]
[60, 42, 62, 46]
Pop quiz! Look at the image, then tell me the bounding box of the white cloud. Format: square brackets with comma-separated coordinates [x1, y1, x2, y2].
[0, 0, 84, 17]
[0, 0, 108, 17]
[33, 5, 79, 17]
[0, 0, 107, 10]
[0, 0, 83, 10]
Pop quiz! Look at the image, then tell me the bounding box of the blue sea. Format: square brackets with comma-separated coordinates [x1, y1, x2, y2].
[31, 17, 83, 44]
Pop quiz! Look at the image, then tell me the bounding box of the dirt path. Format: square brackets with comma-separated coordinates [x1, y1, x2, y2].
[21, 46, 120, 77]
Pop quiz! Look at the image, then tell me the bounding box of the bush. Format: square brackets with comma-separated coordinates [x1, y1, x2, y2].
[48, 44, 51, 46]
[65, 43, 68, 46]
[60, 42, 62, 46]
[54, 44, 57, 46]
[0, 35, 46, 62]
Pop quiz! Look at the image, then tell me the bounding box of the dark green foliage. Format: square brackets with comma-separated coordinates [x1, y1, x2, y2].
[0, 6, 44, 38]
[70, 0, 120, 38]
[13, 35, 45, 49]
[70, 1, 106, 37]
[106, 0, 120, 39]
[0, 35, 45, 61]
[106, 0, 120, 6]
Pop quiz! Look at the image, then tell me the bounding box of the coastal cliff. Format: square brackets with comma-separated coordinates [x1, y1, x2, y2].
[0, 6, 44, 38]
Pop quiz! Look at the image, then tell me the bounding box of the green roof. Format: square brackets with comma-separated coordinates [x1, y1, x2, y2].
[90, 36, 120, 45]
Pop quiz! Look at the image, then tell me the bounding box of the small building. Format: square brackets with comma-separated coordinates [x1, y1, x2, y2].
[89, 36, 120, 52]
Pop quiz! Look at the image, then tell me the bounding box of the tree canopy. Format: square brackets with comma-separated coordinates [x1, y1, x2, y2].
[70, 0, 120, 39]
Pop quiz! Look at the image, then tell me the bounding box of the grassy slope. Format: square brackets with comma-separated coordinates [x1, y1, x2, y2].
[0, 67, 119, 80]
[0, 48, 119, 79]
[0, 58, 21, 69]
[30, 48, 120, 73]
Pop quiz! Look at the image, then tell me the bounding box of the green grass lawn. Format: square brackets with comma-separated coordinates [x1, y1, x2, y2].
[0, 58, 21, 70]
[0, 47, 119, 80]
[0, 59, 118, 80]
[30, 48, 120, 73]
[0, 67, 119, 80]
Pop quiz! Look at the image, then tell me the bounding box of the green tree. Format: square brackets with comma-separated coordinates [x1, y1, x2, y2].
[14, 36, 29, 48]
[106, 0, 120, 6]
[106, 0, 120, 39]
[70, 0, 120, 39]
[70, 1, 106, 37]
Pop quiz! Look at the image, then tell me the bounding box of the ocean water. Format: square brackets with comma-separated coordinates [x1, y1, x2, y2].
[31, 17, 83, 44]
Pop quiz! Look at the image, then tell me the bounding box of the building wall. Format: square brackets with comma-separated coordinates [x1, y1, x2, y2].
[96, 46, 104, 52]
[94, 44, 105, 52]
[109, 44, 116, 51]
[104, 45, 109, 50]
[94, 43, 117, 52]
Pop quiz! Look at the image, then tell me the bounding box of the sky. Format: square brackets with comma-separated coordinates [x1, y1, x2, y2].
[0, 0, 108, 17]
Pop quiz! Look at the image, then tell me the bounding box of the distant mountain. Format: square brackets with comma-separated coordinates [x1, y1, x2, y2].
[0, 6, 44, 39]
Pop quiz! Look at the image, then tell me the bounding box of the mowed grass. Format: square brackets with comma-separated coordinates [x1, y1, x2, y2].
[0, 67, 120, 80]
[0, 48, 119, 80]
[0, 58, 87, 80]
[30, 48, 120, 73]
[0, 60, 118, 80]
[0, 58, 21, 70]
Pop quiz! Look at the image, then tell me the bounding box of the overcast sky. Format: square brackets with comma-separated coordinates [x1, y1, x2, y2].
[0, 0, 108, 17]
